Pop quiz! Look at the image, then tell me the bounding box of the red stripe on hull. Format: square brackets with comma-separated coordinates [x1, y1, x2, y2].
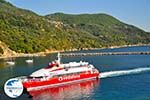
[23, 72, 99, 91]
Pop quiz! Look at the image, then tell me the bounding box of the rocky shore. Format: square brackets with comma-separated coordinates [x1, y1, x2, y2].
[0, 43, 150, 59]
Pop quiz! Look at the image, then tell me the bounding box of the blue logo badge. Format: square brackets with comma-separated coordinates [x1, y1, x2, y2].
[4, 78, 23, 98]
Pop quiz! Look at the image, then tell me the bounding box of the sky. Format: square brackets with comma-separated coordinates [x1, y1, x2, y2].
[6, 0, 150, 32]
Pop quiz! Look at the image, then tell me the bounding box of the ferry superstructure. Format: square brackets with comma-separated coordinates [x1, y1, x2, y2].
[18, 53, 100, 91]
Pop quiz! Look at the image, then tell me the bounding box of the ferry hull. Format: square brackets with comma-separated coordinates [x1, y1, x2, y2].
[23, 72, 99, 91]
[29, 79, 99, 99]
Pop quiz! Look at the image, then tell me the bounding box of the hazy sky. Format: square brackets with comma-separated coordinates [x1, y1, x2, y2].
[6, 0, 150, 32]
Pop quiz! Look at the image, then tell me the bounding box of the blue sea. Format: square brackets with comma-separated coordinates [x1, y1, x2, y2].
[0, 46, 150, 100]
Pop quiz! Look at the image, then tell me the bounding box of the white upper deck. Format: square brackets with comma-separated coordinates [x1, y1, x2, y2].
[30, 53, 95, 77]
[30, 61, 94, 77]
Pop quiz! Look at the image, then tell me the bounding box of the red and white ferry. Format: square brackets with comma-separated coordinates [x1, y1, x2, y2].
[18, 53, 100, 91]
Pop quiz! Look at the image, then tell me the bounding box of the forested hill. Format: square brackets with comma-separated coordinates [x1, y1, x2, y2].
[0, 0, 150, 54]
[46, 13, 150, 44]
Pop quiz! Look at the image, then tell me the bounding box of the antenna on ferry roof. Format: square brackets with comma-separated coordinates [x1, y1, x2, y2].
[57, 52, 61, 63]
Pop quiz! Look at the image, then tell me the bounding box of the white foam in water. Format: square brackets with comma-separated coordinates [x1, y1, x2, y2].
[99, 67, 150, 79]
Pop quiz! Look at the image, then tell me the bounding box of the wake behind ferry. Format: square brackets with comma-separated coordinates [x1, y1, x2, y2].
[17, 53, 100, 91]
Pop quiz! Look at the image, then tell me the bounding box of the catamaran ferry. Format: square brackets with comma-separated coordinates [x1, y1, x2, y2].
[17, 53, 100, 91]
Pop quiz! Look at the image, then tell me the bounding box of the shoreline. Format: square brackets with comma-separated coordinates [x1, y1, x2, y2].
[0, 44, 150, 59]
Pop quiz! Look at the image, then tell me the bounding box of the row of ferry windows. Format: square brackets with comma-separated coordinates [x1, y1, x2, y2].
[28, 71, 90, 79]
[52, 72, 85, 78]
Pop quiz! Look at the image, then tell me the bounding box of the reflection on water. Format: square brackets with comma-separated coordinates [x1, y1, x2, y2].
[29, 79, 100, 100]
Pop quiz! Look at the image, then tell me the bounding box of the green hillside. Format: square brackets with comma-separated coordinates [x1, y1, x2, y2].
[46, 13, 150, 45]
[0, 0, 150, 53]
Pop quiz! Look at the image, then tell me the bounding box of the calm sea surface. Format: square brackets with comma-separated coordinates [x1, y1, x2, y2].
[0, 46, 150, 100]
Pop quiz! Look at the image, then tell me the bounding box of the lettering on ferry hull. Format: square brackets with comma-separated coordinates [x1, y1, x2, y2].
[58, 75, 80, 81]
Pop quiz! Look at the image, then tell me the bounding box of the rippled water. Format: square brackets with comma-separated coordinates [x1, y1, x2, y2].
[0, 46, 150, 100]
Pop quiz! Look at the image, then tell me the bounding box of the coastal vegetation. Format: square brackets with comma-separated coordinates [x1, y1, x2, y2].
[0, 0, 150, 55]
